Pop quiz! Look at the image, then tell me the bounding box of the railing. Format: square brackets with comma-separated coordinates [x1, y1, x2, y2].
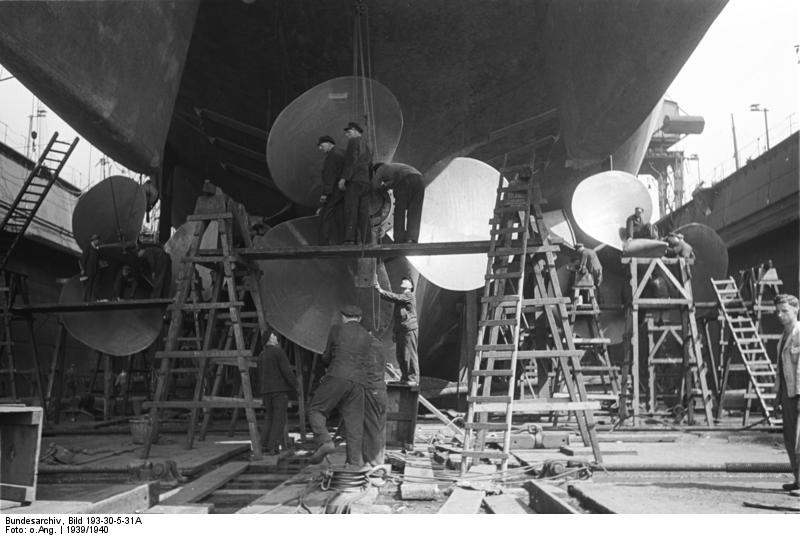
[709, 113, 798, 184]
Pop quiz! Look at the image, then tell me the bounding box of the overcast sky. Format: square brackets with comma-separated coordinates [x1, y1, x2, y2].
[0, 0, 797, 194]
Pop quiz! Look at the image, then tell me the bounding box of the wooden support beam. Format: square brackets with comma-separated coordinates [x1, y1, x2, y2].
[437, 487, 485, 514]
[161, 462, 249, 505]
[12, 298, 172, 314]
[483, 494, 533, 514]
[237, 242, 559, 260]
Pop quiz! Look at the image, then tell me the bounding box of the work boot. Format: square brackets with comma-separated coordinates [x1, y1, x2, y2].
[782, 482, 800, 491]
[308, 441, 336, 464]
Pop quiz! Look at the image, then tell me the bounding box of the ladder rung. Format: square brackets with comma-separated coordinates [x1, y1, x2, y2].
[463, 422, 507, 431]
[481, 295, 519, 305]
[521, 297, 571, 306]
[580, 365, 617, 372]
[478, 319, 518, 327]
[213, 357, 257, 368]
[573, 338, 611, 345]
[749, 371, 775, 376]
[481, 349, 583, 359]
[736, 338, 762, 344]
[470, 370, 515, 377]
[476, 344, 515, 352]
[468, 395, 512, 404]
[156, 350, 253, 359]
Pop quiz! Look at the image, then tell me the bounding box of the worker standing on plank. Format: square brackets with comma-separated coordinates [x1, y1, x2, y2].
[374, 276, 419, 386]
[665, 232, 695, 278]
[774, 294, 800, 495]
[316, 135, 345, 245]
[257, 332, 299, 455]
[307, 305, 371, 467]
[340, 122, 373, 245]
[373, 162, 425, 243]
[363, 334, 387, 466]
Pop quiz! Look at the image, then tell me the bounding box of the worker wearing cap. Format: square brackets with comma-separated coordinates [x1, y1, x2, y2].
[317, 135, 345, 245]
[373, 162, 425, 243]
[374, 277, 419, 385]
[665, 232, 695, 278]
[363, 333, 387, 466]
[625, 207, 657, 240]
[775, 294, 800, 495]
[339, 121, 373, 245]
[575, 243, 603, 288]
[257, 332, 299, 455]
[307, 305, 372, 467]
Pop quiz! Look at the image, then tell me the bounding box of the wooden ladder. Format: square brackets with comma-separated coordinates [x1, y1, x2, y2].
[461, 173, 601, 473]
[712, 277, 780, 426]
[0, 133, 78, 271]
[569, 281, 620, 411]
[622, 257, 714, 425]
[142, 189, 268, 460]
[0, 271, 44, 407]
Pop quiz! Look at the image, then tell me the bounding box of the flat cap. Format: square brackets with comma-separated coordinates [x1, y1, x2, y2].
[341, 304, 363, 317]
[317, 135, 335, 145]
[344, 121, 364, 133]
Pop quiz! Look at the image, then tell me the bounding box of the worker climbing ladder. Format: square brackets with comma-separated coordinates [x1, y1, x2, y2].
[462, 172, 601, 473]
[621, 256, 714, 425]
[0, 132, 78, 271]
[712, 277, 781, 426]
[569, 280, 620, 410]
[142, 185, 268, 460]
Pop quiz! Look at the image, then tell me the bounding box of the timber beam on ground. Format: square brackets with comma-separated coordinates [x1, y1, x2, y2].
[12, 298, 173, 314]
[237, 242, 560, 260]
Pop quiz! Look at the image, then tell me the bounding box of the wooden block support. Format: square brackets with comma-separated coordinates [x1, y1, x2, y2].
[437, 488, 485, 514]
[145, 503, 213, 514]
[523, 480, 580, 514]
[0, 406, 43, 503]
[400, 454, 438, 500]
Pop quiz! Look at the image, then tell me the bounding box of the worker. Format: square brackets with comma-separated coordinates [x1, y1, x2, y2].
[80, 234, 103, 301]
[339, 122, 373, 245]
[373, 162, 425, 243]
[307, 305, 371, 467]
[774, 294, 800, 495]
[317, 135, 345, 245]
[137, 244, 173, 298]
[374, 276, 419, 386]
[664, 232, 695, 278]
[257, 332, 299, 455]
[112, 265, 139, 300]
[363, 334, 387, 466]
[574, 243, 603, 288]
[625, 206, 657, 240]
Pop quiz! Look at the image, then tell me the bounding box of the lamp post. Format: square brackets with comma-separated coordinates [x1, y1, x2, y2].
[750, 104, 770, 151]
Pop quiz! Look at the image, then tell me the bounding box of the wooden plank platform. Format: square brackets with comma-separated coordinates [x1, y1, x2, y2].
[523, 480, 580, 514]
[145, 503, 213, 514]
[483, 494, 533, 514]
[161, 462, 249, 505]
[437, 487, 485, 514]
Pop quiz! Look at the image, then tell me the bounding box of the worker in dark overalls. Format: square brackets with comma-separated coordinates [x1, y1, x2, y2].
[625, 206, 657, 240]
[374, 276, 419, 385]
[80, 233, 103, 301]
[373, 162, 425, 243]
[308, 305, 371, 467]
[257, 332, 299, 455]
[340, 122, 373, 245]
[317, 135, 345, 245]
[363, 334, 387, 466]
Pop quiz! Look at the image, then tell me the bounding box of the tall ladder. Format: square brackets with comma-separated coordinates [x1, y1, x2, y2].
[142, 187, 267, 459]
[0, 133, 78, 271]
[462, 174, 601, 473]
[569, 280, 620, 411]
[712, 278, 780, 426]
[622, 257, 713, 425]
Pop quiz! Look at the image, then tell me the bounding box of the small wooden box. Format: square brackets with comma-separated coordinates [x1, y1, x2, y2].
[385, 384, 418, 447]
[1, 405, 43, 503]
